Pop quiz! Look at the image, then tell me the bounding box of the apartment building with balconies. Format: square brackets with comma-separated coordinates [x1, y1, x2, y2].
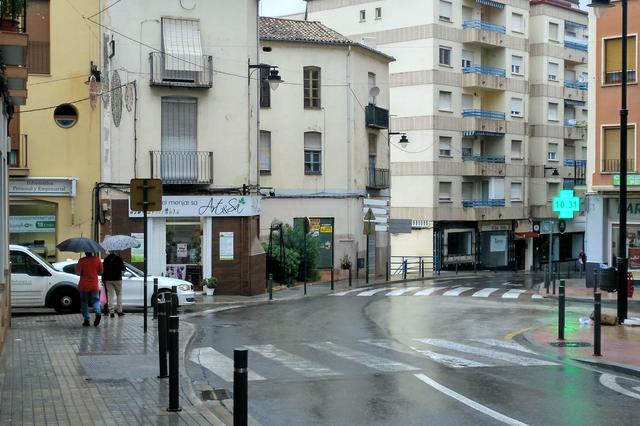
[305, 0, 588, 271]
[98, 0, 265, 295]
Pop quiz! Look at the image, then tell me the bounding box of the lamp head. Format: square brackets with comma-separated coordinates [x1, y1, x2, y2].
[267, 67, 282, 91]
[399, 134, 409, 149]
[587, 0, 613, 19]
[552, 168, 560, 177]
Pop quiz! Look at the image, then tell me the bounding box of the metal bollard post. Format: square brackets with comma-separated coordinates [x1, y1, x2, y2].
[331, 269, 334, 291]
[421, 259, 425, 278]
[403, 260, 407, 280]
[170, 286, 178, 316]
[552, 273, 556, 295]
[385, 261, 389, 282]
[558, 280, 565, 340]
[456, 262, 459, 275]
[268, 273, 273, 301]
[167, 315, 181, 412]
[552, 264, 557, 294]
[153, 278, 159, 320]
[594, 292, 602, 356]
[157, 297, 168, 378]
[545, 264, 550, 294]
[234, 349, 248, 426]
[348, 268, 352, 287]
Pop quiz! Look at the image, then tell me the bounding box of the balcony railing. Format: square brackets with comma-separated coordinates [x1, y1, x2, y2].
[463, 65, 506, 77]
[463, 199, 505, 208]
[149, 52, 213, 88]
[564, 40, 588, 52]
[563, 159, 586, 167]
[367, 168, 390, 189]
[605, 70, 637, 84]
[0, 1, 27, 32]
[564, 80, 587, 90]
[365, 104, 389, 129]
[150, 151, 214, 184]
[463, 109, 506, 120]
[563, 178, 586, 190]
[462, 154, 505, 163]
[601, 159, 635, 173]
[462, 20, 506, 34]
[563, 119, 587, 128]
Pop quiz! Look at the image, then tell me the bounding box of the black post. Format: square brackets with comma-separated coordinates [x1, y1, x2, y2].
[268, 273, 273, 301]
[157, 297, 168, 378]
[558, 280, 565, 340]
[403, 260, 407, 280]
[365, 234, 370, 284]
[303, 219, 307, 295]
[545, 264, 550, 294]
[170, 286, 178, 316]
[617, 0, 629, 324]
[153, 278, 158, 320]
[143, 203, 148, 334]
[167, 315, 181, 412]
[552, 268, 556, 296]
[385, 261, 389, 282]
[348, 268, 352, 287]
[594, 292, 602, 356]
[234, 349, 248, 426]
[455, 262, 459, 275]
[421, 259, 425, 278]
[331, 269, 334, 291]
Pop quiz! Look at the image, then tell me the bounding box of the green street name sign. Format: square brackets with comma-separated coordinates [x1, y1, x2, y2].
[613, 174, 640, 186]
[552, 190, 580, 219]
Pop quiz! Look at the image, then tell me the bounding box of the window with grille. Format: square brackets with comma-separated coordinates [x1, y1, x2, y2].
[304, 132, 322, 174]
[304, 67, 321, 109]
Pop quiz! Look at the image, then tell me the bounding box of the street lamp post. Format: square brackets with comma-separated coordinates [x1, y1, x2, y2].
[386, 130, 409, 278]
[588, 0, 629, 322]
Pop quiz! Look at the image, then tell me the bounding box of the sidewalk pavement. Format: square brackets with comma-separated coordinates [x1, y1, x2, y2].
[533, 277, 640, 303]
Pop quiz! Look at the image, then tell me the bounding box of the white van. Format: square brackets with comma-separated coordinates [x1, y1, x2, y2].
[9, 244, 81, 312]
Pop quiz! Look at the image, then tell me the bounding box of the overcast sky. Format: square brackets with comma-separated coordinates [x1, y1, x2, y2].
[260, 0, 306, 17]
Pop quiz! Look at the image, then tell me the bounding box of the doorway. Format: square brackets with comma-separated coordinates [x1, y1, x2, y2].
[166, 218, 203, 287]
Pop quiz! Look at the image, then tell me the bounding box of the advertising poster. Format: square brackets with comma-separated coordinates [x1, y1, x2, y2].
[220, 232, 234, 260]
[490, 235, 507, 253]
[176, 243, 188, 258]
[131, 233, 144, 262]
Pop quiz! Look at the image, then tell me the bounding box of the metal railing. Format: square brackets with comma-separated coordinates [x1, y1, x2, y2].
[563, 119, 587, 127]
[149, 52, 213, 88]
[601, 159, 635, 173]
[365, 104, 389, 129]
[564, 80, 587, 90]
[463, 65, 506, 77]
[462, 20, 506, 34]
[462, 154, 505, 163]
[390, 256, 436, 278]
[604, 70, 637, 84]
[0, 0, 27, 32]
[367, 168, 390, 189]
[463, 109, 506, 120]
[563, 159, 586, 167]
[563, 178, 585, 190]
[564, 40, 588, 52]
[462, 199, 505, 208]
[150, 151, 214, 184]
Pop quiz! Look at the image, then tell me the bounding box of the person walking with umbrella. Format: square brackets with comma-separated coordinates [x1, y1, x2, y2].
[76, 252, 103, 326]
[103, 250, 125, 318]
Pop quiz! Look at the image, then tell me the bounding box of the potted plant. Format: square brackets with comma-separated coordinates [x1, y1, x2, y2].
[340, 254, 352, 270]
[202, 277, 218, 296]
[0, 0, 25, 32]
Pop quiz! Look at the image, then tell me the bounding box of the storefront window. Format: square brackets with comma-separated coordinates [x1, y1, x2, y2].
[166, 218, 202, 284]
[479, 231, 509, 268]
[9, 201, 57, 261]
[611, 224, 640, 270]
[447, 232, 472, 256]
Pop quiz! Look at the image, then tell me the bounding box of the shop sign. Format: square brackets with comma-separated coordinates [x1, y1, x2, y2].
[219, 232, 234, 260]
[608, 199, 640, 220]
[613, 174, 640, 186]
[9, 215, 56, 233]
[129, 195, 260, 218]
[9, 178, 77, 197]
[480, 223, 511, 232]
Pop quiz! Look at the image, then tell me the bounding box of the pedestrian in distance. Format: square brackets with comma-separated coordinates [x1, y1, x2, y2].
[579, 250, 587, 273]
[76, 252, 103, 327]
[103, 250, 126, 318]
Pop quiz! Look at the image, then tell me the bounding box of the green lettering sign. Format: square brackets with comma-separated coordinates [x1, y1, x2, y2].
[613, 174, 640, 186]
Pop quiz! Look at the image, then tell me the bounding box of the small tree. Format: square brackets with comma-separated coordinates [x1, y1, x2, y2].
[264, 223, 319, 284]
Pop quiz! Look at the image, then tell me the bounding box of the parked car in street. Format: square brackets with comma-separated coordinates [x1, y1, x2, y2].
[53, 259, 197, 308]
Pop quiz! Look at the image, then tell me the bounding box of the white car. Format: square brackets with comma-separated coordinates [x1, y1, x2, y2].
[52, 259, 197, 309]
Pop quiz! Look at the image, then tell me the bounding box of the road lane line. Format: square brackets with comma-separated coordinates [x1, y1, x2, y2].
[414, 339, 558, 366]
[501, 289, 527, 299]
[356, 287, 394, 296]
[600, 373, 640, 400]
[442, 287, 474, 297]
[414, 374, 530, 426]
[471, 339, 538, 355]
[306, 341, 419, 372]
[386, 287, 420, 296]
[471, 288, 500, 298]
[531, 294, 543, 299]
[245, 344, 341, 378]
[189, 347, 266, 382]
[330, 287, 374, 296]
[414, 287, 440, 296]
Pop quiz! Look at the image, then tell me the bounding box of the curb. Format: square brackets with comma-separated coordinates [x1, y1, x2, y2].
[569, 357, 640, 378]
[539, 294, 640, 305]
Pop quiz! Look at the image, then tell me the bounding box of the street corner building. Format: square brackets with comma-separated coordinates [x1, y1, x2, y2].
[257, 17, 394, 279]
[306, 0, 588, 272]
[96, 0, 265, 295]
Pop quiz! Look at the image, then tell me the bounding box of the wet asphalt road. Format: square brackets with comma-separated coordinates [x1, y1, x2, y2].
[185, 279, 640, 426]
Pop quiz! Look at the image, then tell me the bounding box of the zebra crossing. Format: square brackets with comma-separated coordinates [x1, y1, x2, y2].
[329, 285, 544, 300]
[188, 337, 559, 384]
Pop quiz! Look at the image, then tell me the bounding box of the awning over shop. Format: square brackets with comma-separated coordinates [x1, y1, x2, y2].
[475, 0, 505, 9]
[463, 130, 505, 137]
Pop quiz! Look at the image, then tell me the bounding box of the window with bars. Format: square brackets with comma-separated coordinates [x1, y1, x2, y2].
[259, 131, 271, 174]
[304, 66, 321, 109]
[304, 132, 322, 174]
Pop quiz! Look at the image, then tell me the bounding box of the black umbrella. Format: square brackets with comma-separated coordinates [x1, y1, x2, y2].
[56, 237, 105, 253]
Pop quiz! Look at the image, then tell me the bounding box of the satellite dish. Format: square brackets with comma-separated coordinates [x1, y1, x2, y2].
[369, 86, 380, 98]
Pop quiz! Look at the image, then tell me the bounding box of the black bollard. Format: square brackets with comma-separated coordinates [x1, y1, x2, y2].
[331, 269, 334, 291]
[348, 268, 352, 287]
[268, 273, 273, 301]
[234, 349, 248, 426]
[403, 260, 407, 280]
[545, 264, 550, 294]
[170, 286, 178, 316]
[558, 280, 565, 340]
[385, 261, 389, 282]
[421, 259, 425, 278]
[157, 297, 168, 378]
[456, 262, 459, 275]
[594, 292, 602, 356]
[167, 315, 181, 412]
[153, 278, 159, 320]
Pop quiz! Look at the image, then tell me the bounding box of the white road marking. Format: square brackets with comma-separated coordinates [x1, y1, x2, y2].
[471, 339, 538, 355]
[189, 347, 266, 382]
[442, 287, 474, 296]
[306, 341, 419, 372]
[245, 344, 341, 378]
[414, 287, 441, 296]
[531, 294, 543, 299]
[599, 373, 640, 400]
[330, 287, 373, 296]
[414, 374, 530, 426]
[414, 339, 558, 366]
[409, 346, 492, 368]
[357, 287, 394, 296]
[471, 288, 500, 298]
[501, 289, 527, 299]
[359, 339, 415, 355]
[386, 287, 420, 296]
